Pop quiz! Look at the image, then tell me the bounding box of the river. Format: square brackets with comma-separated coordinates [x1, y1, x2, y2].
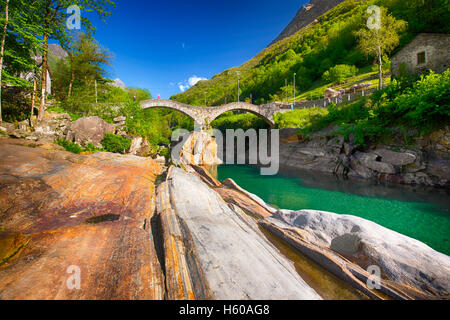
[217, 165, 450, 255]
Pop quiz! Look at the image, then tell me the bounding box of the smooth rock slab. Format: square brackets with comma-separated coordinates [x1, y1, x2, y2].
[265, 210, 450, 298]
[0, 141, 165, 300]
[161, 167, 321, 300]
[373, 149, 416, 166]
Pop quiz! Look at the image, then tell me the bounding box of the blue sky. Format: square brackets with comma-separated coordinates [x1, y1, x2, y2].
[82, 0, 307, 98]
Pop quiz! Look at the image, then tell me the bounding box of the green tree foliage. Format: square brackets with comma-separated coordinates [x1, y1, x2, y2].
[0, 0, 44, 121]
[51, 34, 153, 123]
[53, 33, 110, 101]
[35, 0, 116, 120]
[289, 70, 450, 147]
[211, 112, 270, 132]
[273, 108, 329, 130]
[322, 64, 358, 84]
[120, 101, 194, 153]
[126, 87, 152, 102]
[375, 70, 450, 129]
[101, 133, 131, 154]
[355, 6, 407, 88]
[383, 0, 450, 34]
[172, 0, 444, 106]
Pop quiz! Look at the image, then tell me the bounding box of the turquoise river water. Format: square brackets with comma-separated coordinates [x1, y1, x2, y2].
[217, 165, 450, 255]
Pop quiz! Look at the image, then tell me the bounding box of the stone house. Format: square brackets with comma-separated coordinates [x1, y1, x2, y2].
[22, 63, 52, 96]
[391, 33, 450, 77]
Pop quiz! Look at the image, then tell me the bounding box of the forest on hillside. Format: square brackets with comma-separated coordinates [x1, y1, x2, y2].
[1, 0, 449, 154]
[171, 0, 449, 106]
[0, 0, 194, 155]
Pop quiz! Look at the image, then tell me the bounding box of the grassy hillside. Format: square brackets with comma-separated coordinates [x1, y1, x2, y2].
[276, 70, 450, 147]
[171, 0, 449, 106]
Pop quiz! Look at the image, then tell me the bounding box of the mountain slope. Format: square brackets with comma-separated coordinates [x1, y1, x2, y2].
[171, 0, 449, 106]
[270, 0, 344, 45]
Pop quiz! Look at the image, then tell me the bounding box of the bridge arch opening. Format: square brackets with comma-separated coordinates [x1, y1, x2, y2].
[140, 99, 277, 130]
[210, 109, 274, 129]
[141, 105, 196, 131]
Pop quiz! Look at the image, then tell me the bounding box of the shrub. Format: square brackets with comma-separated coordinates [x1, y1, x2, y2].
[159, 147, 170, 159]
[55, 139, 103, 154]
[336, 123, 388, 148]
[55, 139, 84, 154]
[211, 112, 270, 131]
[322, 64, 358, 84]
[273, 108, 329, 130]
[375, 70, 450, 131]
[101, 133, 131, 154]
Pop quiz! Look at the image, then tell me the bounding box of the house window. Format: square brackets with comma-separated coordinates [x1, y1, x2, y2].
[417, 51, 426, 65]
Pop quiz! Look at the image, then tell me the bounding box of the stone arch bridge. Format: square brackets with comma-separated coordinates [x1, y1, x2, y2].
[141, 99, 288, 129]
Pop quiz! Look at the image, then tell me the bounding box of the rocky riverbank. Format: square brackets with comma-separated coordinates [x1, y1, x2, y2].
[0, 138, 165, 299]
[279, 126, 450, 189]
[0, 139, 320, 300]
[0, 111, 166, 162]
[1, 138, 448, 300]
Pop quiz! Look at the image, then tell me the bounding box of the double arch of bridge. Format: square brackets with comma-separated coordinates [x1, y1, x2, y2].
[141, 99, 284, 129]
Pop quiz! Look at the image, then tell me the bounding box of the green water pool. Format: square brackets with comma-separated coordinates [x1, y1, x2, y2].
[217, 165, 450, 255]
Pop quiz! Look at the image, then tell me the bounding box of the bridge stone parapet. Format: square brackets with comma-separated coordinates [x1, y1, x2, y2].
[140, 99, 285, 129]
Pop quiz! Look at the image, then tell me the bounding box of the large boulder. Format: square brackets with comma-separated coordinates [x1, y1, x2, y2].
[0, 122, 15, 134]
[373, 148, 416, 166]
[0, 141, 165, 299]
[34, 112, 72, 142]
[262, 209, 450, 299]
[155, 167, 321, 300]
[430, 127, 450, 159]
[128, 137, 154, 157]
[178, 131, 222, 166]
[66, 116, 115, 147]
[353, 151, 397, 174]
[128, 137, 143, 155]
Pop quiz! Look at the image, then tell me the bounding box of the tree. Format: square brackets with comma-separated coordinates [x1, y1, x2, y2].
[36, 0, 115, 121]
[0, 0, 9, 122]
[0, 0, 43, 122]
[49, 33, 111, 104]
[322, 64, 358, 84]
[72, 33, 110, 86]
[280, 84, 294, 102]
[355, 6, 407, 89]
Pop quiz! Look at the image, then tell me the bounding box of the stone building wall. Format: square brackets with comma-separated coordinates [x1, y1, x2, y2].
[391, 33, 450, 77]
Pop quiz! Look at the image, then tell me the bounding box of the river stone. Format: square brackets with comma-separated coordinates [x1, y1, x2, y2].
[128, 136, 143, 155]
[66, 116, 115, 147]
[280, 127, 300, 143]
[278, 125, 450, 188]
[179, 131, 222, 166]
[265, 209, 450, 297]
[161, 167, 321, 300]
[113, 116, 126, 123]
[343, 143, 355, 156]
[0, 122, 15, 134]
[354, 151, 397, 174]
[34, 113, 72, 142]
[373, 149, 416, 166]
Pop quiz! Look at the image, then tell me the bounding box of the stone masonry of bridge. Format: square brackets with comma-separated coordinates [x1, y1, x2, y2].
[141, 99, 286, 129]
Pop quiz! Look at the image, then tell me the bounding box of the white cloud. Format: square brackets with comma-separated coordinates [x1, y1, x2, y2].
[188, 76, 207, 86]
[178, 83, 189, 92]
[177, 75, 207, 92]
